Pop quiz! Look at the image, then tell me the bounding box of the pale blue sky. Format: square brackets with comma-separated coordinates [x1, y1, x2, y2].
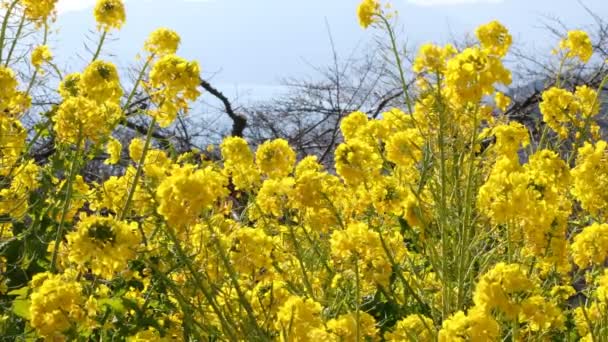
[52, 0, 608, 100]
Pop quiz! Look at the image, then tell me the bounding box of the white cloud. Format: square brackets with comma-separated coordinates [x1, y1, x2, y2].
[57, 0, 214, 15]
[406, 0, 504, 6]
[57, 0, 96, 14]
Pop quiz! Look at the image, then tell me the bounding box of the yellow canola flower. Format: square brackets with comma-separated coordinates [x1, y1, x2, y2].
[29, 271, 89, 338]
[145, 28, 181, 56]
[570, 223, 608, 269]
[52, 96, 121, 144]
[412, 43, 457, 74]
[558, 30, 593, 62]
[66, 215, 139, 279]
[147, 54, 201, 127]
[473, 262, 535, 320]
[475, 20, 512, 57]
[357, 0, 380, 29]
[438, 307, 500, 342]
[58, 72, 82, 99]
[326, 312, 379, 341]
[21, 0, 58, 27]
[79, 60, 123, 104]
[104, 137, 122, 165]
[276, 296, 324, 341]
[571, 141, 608, 216]
[445, 47, 511, 106]
[385, 314, 435, 341]
[494, 92, 511, 111]
[31, 45, 53, 71]
[156, 164, 229, 228]
[0, 66, 31, 118]
[94, 0, 126, 31]
[220, 136, 260, 191]
[255, 138, 296, 179]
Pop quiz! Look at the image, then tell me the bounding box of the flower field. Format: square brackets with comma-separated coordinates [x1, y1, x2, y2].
[1, 0, 608, 340]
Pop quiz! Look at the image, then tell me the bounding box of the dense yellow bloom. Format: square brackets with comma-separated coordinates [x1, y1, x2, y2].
[558, 30, 593, 62]
[104, 137, 122, 165]
[255, 177, 294, 217]
[21, 0, 57, 26]
[0, 66, 31, 118]
[573, 303, 602, 338]
[53, 96, 121, 144]
[326, 312, 379, 341]
[145, 28, 181, 56]
[0, 160, 40, 218]
[438, 307, 500, 342]
[445, 47, 511, 105]
[66, 215, 140, 279]
[29, 271, 88, 338]
[341, 111, 369, 141]
[31, 45, 52, 70]
[335, 138, 382, 186]
[539, 86, 598, 138]
[570, 223, 608, 268]
[229, 227, 277, 280]
[255, 138, 296, 179]
[330, 222, 395, 289]
[220, 136, 260, 191]
[94, 0, 126, 31]
[357, 0, 380, 29]
[491, 121, 529, 156]
[518, 295, 565, 333]
[494, 92, 511, 111]
[58, 72, 82, 99]
[413, 43, 457, 74]
[0, 116, 26, 175]
[385, 129, 424, 168]
[79, 60, 123, 104]
[473, 263, 534, 319]
[475, 20, 512, 57]
[147, 54, 201, 127]
[156, 164, 229, 228]
[385, 314, 435, 341]
[277, 296, 324, 341]
[571, 141, 608, 216]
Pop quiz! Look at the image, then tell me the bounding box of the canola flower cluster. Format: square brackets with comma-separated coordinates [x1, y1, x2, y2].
[0, 0, 608, 340]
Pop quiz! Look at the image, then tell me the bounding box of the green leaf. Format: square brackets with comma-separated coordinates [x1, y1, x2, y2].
[7, 286, 29, 298]
[12, 299, 31, 320]
[99, 298, 125, 313]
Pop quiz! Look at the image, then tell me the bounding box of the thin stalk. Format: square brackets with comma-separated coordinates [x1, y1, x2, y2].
[50, 134, 83, 272]
[287, 224, 315, 300]
[0, 0, 19, 63]
[211, 230, 268, 339]
[4, 13, 25, 66]
[354, 257, 361, 342]
[122, 56, 153, 113]
[119, 117, 156, 220]
[91, 30, 107, 62]
[163, 227, 239, 341]
[378, 15, 413, 115]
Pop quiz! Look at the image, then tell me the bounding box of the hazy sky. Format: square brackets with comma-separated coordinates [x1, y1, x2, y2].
[52, 0, 608, 100]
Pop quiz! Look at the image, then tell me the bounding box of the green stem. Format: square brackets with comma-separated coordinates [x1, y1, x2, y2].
[378, 15, 413, 115]
[354, 257, 361, 342]
[0, 0, 19, 64]
[163, 227, 239, 341]
[122, 56, 154, 113]
[91, 30, 107, 62]
[288, 224, 315, 300]
[50, 134, 84, 272]
[4, 13, 25, 67]
[119, 118, 156, 220]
